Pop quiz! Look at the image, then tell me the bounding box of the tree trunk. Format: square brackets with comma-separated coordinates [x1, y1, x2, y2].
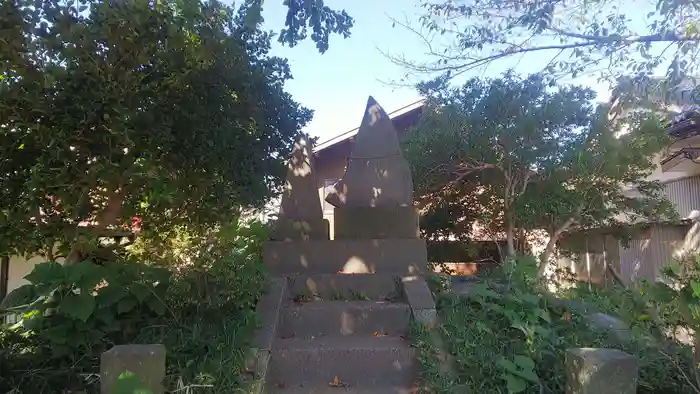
[505, 218, 516, 258]
[537, 216, 577, 277]
[0, 256, 9, 302]
[538, 236, 558, 277]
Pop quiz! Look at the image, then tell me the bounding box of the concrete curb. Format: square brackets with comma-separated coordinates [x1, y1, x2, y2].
[247, 277, 288, 394]
[401, 276, 437, 326]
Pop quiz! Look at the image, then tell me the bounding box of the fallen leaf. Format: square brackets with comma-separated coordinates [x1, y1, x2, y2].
[372, 331, 387, 337]
[329, 375, 340, 387]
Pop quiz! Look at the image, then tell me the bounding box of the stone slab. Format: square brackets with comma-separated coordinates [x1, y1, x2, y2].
[333, 207, 419, 239]
[253, 277, 288, 352]
[264, 387, 413, 393]
[401, 276, 437, 325]
[269, 218, 330, 241]
[565, 348, 638, 394]
[279, 300, 411, 338]
[246, 277, 288, 393]
[287, 273, 402, 301]
[266, 336, 416, 389]
[100, 344, 166, 394]
[583, 312, 630, 342]
[263, 239, 428, 275]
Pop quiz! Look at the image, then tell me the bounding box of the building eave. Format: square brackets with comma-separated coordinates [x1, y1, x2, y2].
[312, 99, 425, 153]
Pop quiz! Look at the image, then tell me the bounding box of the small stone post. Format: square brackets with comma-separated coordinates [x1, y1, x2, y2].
[565, 348, 637, 394]
[101, 344, 166, 394]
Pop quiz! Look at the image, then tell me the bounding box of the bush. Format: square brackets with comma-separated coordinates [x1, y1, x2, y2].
[0, 219, 269, 393]
[416, 257, 696, 394]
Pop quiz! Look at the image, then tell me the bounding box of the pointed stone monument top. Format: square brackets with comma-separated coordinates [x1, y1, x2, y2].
[325, 96, 414, 209]
[277, 134, 323, 220]
[350, 96, 403, 159]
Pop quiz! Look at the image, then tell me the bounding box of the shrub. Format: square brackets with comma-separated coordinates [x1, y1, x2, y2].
[2, 260, 170, 357]
[417, 257, 696, 394]
[0, 219, 270, 393]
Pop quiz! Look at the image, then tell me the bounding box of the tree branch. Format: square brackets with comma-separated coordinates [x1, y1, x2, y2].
[546, 27, 698, 45]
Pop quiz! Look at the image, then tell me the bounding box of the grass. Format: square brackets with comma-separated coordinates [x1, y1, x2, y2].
[135, 308, 259, 393]
[413, 271, 697, 394]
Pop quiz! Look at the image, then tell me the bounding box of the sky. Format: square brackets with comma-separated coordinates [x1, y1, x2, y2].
[259, 0, 654, 143]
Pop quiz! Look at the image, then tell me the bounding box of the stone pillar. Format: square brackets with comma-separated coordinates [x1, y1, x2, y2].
[565, 348, 637, 394]
[101, 344, 166, 394]
[270, 134, 330, 241]
[325, 96, 419, 239]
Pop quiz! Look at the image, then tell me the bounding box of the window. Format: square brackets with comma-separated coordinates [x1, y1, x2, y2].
[323, 179, 337, 213]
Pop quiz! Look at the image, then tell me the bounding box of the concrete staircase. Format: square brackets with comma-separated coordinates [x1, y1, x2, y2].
[264, 274, 418, 393]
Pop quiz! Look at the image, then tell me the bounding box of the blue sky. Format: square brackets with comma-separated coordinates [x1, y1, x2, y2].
[260, 0, 654, 142]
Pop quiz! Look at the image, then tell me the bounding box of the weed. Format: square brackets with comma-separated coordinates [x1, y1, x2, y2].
[417, 257, 696, 394]
[0, 220, 269, 393]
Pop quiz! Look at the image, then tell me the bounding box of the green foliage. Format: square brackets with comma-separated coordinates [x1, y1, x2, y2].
[0, 0, 311, 261]
[642, 254, 700, 394]
[129, 219, 269, 313]
[417, 258, 696, 394]
[2, 260, 170, 360]
[650, 255, 700, 328]
[405, 72, 672, 270]
[267, 0, 354, 53]
[0, 220, 269, 393]
[136, 307, 259, 392]
[114, 371, 152, 394]
[397, 0, 700, 91]
[164, 220, 269, 315]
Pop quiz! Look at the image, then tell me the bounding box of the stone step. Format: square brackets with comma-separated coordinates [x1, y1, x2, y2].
[263, 239, 428, 275]
[288, 274, 402, 302]
[279, 300, 411, 338]
[266, 336, 416, 390]
[266, 385, 418, 393]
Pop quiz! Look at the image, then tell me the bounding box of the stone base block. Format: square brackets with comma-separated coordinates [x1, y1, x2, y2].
[333, 206, 419, 239]
[269, 218, 330, 241]
[565, 348, 638, 394]
[263, 238, 428, 275]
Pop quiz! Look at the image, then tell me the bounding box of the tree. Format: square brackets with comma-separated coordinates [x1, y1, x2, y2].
[0, 0, 342, 263]
[404, 72, 674, 275]
[389, 0, 700, 93]
[260, 0, 353, 53]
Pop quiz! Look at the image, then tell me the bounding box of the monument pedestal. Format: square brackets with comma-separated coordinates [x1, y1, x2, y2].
[333, 206, 419, 239]
[269, 218, 330, 241]
[263, 238, 428, 275]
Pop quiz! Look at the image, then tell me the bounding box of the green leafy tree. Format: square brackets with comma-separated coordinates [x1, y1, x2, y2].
[389, 0, 700, 93]
[0, 0, 346, 263]
[404, 72, 673, 276]
[255, 0, 353, 53]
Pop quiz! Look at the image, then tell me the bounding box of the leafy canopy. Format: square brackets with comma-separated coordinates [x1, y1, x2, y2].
[269, 0, 353, 53]
[0, 0, 329, 260]
[404, 72, 673, 265]
[391, 0, 700, 93]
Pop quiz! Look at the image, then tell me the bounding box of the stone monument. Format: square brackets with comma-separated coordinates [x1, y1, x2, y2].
[565, 348, 638, 394]
[269, 134, 329, 241]
[325, 96, 419, 239]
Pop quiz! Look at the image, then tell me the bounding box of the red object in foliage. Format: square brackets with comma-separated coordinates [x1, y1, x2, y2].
[131, 216, 142, 234]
